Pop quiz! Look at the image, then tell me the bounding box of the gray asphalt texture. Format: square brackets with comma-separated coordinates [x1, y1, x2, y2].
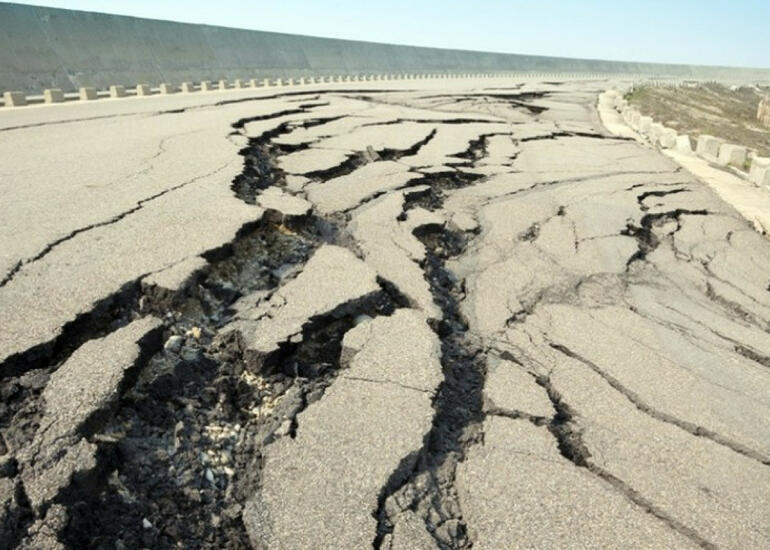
[0, 77, 768, 549]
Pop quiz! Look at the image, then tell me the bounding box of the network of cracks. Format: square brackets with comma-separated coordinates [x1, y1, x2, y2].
[2, 86, 770, 550]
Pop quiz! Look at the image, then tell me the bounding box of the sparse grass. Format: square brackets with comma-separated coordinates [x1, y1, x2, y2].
[626, 83, 770, 157]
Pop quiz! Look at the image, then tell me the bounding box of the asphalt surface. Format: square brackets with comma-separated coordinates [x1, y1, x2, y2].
[1, 77, 769, 549]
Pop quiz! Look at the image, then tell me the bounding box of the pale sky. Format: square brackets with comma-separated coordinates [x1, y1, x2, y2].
[8, 0, 770, 68]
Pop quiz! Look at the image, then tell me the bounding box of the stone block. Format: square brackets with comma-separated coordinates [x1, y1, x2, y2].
[136, 84, 152, 96]
[218, 80, 229, 90]
[44, 88, 65, 103]
[598, 93, 614, 108]
[180, 82, 195, 93]
[262, 78, 271, 87]
[638, 116, 653, 133]
[109, 85, 126, 98]
[760, 167, 770, 189]
[757, 96, 770, 128]
[748, 157, 770, 184]
[274, 78, 283, 86]
[676, 135, 694, 154]
[696, 135, 723, 159]
[716, 143, 747, 168]
[159, 83, 177, 94]
[233, 79, 245, 89]
[659, 128, 677, 149]
[649, 122, 665, 142]
[79, 87, 97, 100]
[200, 80, 214, 91]
[3, 91, 27, 107]
[286, 78, 294, 86]
[249, 79, 260, 88]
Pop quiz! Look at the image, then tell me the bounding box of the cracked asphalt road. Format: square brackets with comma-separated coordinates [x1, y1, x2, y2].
[1, 78, 769, 549]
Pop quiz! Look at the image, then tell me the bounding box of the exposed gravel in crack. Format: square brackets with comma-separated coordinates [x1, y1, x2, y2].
[372, 140, 494, 548]
[621, 208, 710, 266]
[373, 225, 485, 550]
[0, 100, 416, 548]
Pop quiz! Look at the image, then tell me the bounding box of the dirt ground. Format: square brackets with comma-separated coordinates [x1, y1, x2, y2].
[626, 83, 770, 157]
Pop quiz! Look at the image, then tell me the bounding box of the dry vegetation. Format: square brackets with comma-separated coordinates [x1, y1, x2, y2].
[626, 83, 770, 156]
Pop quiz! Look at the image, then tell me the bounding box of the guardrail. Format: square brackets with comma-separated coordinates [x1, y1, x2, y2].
[599, 88, 770, 189]
[2, 72, 657, 109]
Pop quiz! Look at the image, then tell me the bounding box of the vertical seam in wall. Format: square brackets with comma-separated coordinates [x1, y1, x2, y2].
[32, 6, 76, 92]
[200, 26, 225, 81]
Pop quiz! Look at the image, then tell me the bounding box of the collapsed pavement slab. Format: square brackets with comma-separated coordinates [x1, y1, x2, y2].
[243, 309, 442, 549]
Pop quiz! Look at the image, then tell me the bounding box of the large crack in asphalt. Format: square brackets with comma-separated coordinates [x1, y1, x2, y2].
[0, 100, 415, 548]
[371, 146, 495, 549]
[548, 342, 770, 465]
[534, 374, 719, 550]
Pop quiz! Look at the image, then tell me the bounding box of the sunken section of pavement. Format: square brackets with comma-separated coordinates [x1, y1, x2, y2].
[1, 78, 769, 549]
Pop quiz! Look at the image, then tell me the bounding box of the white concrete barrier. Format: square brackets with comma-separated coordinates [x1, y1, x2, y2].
[79, 86, 97, 100]
[233, 79, 245, 89]
[650, 122, 665, 142]
[696, 135, 724, 160]
[717, 144, 747, 168]
[274, 78, 283, 86]
[262, 78, 271, 87]
[44, 88, 65, 103]
[180, 82, 195, 93]
[159, 83, 177, 94]
[676, 135, 694, 154]
[598, 93, 613, 108]
[136, 84, 152, 96]
[748, 157, 770, 184]
[638, 116, 653, 134]
[218, 80, 229, 90]
[201, 81, 214, 91]
[3, 91, 26, 107]
[659, 128, 677, 149]
[109, 85, 126, 98]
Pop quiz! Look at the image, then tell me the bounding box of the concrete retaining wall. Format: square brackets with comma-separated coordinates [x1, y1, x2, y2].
[3, 2, 770, 94]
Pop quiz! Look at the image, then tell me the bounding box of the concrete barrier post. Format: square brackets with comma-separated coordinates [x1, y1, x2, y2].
[695, 135, 724, 160]
[79, 87, 97, 101]
[262, 79, 271, 88]
[749, 157, 770, 184]
[136, 84, 152, 96]
[218, 80, 229, 90]
[233, 79, 245, 89]
[159, 83, 177, 94]
[760, 168, 770, 189]
[717, 144, 747, 168]
[248, 79, 259, 88]
[675, 135, 693, 154]
[274, 78, 283, 86]
[3, 91, 27, 107]
[200, 80, 213, 91]
[44, 88, 65, 103]
[650, 122, 665, 143]
[659, 128, 677, 149]
[180, 82, 195, 93]
[638, 116, 653, 134]
[109, 85, 126, 98]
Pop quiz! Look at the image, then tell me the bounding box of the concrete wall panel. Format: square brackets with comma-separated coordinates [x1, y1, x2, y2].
[2, 2, 770, 94]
